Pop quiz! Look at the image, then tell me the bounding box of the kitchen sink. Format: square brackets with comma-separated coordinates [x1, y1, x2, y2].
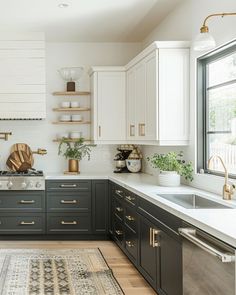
[157, 194, 232, 209]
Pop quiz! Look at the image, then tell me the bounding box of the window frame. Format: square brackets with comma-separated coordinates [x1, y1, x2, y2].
[197, 40, 236, 178]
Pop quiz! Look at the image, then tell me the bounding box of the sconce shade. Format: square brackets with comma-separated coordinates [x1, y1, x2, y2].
[193, 31, 216, 51]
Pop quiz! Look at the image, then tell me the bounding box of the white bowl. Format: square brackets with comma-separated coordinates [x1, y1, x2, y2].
[70, 131, 82, 139]
[71, 114, 82, 121]
[70, 101, 80, 108]
[59, 115, 71, 122]
[126, 159, 141, 173]
[60, 101, 70, 108]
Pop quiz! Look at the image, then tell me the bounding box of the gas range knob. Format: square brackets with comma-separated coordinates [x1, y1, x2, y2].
[28, 181, 34, 188]
[7, 181, 13, 189]
[35, 182, 42, 188]
[0, 182, 2, 188]
[21, 182, 27, 189]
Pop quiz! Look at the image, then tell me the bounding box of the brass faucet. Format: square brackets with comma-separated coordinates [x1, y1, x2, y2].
[208, 155, 235, 200]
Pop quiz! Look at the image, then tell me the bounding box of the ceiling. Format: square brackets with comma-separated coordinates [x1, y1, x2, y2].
[0, 0, 183, 42]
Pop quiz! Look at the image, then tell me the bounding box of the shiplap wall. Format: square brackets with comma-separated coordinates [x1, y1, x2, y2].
[0, 32, 46, 119]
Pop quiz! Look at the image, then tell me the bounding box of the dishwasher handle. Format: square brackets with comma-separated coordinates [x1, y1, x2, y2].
[179, 227, 235, 263]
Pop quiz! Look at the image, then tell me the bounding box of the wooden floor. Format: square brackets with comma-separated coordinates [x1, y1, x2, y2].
[0, 240, 156, 295]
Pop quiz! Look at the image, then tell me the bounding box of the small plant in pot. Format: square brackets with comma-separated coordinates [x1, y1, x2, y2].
[147, 151, 193, 187]
[58, 138, 95, 174]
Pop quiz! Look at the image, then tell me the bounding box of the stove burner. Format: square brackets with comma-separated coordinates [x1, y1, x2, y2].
[0, 170, 43, 176]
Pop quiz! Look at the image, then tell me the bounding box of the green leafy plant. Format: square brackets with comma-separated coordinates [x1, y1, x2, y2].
[147, 151, 194, 181]
[58, 138, 95, 161]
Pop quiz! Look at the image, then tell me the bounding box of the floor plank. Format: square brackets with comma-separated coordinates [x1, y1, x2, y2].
[0, 240, 157, 295]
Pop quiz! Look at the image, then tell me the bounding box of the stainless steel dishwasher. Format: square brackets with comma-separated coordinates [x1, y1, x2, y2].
[179, 225, 236, 295]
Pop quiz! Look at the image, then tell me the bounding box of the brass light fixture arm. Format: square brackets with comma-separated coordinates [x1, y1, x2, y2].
[201, 12, 236, 32]
[0, 132, 12, 141]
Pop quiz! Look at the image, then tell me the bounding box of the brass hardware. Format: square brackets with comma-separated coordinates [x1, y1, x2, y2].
[20, 221, 35, 225]
[60, 200, 77, 204]
[125, 195, 135, 202]
[61, 221, 77, 225]
[60, 184, 77, 188]
[99, 126, 101, 137]
[152, 229, 161, 247]
[125, 215, 135, 221]
[115, 230, 123, 236]
[149, 228, 153, 246]
[19, 200, 35, 204]
[138, 123, 145, 136]
[130, 124, 135, 137]
[32, 148, 47, 155]
[208, 155, 235, 200]
[200, 12, 236, 34]
[116, 207, 123, 212]
[126, 241, 134, 248]
[115, 190, 123, 197]
[0, 132, 12, 141]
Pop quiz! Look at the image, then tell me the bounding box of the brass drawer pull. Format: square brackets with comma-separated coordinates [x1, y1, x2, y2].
[115, 230, 123, 236]
[116, 207, 123, 212]
[150, 228, 153, 246]
[20, 221, 35, 225]
[126, 241, 134, 248]
[61, 221, 77, 225]
[19, 200, 35, 204]
[115, 189, 123, 196]
[125, 196, 135, 202]
[125, 215, 135, 221]
[99, 125, 101, 137]
[130, 124, 135, 137]
[60, 184, 77, 188]
[139, 123, 145, 136]
[60, 200, 77, 204]
[152, 229, 161, 248]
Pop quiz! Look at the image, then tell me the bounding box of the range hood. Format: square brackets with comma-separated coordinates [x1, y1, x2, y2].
[0, 32, 46, 120]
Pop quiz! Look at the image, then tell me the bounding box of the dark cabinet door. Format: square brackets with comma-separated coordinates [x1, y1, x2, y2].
[159, 231, 182, 295]
[92, 180, 108, 234]
[139, 215, 160, 289]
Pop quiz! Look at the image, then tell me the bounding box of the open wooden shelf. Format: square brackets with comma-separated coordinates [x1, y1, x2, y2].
[52, 121, 91, 125]
[53, 138, 91, 143]
[53, 107, 90, 112]
[52, 91, 90, 96]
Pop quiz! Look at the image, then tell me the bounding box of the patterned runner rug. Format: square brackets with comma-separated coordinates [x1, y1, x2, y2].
[0, 248, 124, 295]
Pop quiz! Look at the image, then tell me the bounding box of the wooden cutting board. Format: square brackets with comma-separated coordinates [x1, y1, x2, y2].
[6, 150, 32, 172]
[10, 143, 34, 166]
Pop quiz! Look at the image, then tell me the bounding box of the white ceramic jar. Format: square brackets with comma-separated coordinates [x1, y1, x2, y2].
[126, 159, 141, 173]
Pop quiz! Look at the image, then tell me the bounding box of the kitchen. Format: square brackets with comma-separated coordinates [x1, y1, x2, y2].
[0, 0, 236, 294]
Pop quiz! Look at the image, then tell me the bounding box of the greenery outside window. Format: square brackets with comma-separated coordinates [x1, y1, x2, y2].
[197, 40, 236, 177]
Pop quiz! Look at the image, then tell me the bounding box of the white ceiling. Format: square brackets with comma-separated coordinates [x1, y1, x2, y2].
[0, 0, 183, 42]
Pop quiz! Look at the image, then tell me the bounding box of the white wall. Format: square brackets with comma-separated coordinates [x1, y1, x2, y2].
[141, 0, 236, 195]
[0, 42, 141, 173]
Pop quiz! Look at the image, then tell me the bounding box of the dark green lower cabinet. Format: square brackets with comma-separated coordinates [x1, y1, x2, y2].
[139, 214, 160, 289]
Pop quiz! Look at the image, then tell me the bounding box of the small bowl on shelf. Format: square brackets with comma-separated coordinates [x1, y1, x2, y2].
[60, 101, 71, 108]
[59, 115, 71, 122]
[70, 131, 82, 139]
[70, 102, 80, 108]
[57, 133, 69, 139]
[71, 114, 82, 122]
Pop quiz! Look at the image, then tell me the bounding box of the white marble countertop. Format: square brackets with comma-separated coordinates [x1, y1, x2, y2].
[45, 172, 236, 247]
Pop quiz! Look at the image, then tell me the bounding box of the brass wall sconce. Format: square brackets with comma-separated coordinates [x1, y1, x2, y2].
[194, 12, 236, 51]
[0, 132, 12, 141]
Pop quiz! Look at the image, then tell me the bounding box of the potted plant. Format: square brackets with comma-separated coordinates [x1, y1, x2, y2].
[58, 138, 95, 174]
[147, 151, 193, 186]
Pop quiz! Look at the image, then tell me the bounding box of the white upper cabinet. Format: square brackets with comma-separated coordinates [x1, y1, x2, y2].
[0, 33, 46, 120]
[126, 41, 190, 145]
[89, 67, 126, 142]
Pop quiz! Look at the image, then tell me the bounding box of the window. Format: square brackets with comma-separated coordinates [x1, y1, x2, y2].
[198, 41, 236, 177]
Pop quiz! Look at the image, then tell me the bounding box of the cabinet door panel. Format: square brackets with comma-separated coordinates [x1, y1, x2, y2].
[126, 68, 136, 139]
[139, 215, 159, 289]
[97, 72, 126, 140]
[159, 231, 182, 295]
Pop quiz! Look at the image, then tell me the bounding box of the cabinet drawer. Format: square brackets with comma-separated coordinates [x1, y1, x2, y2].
[125, 226, 138, 262]
[113, 185, 125, 200]
[113, 198, 124, 221]
[124, 191, 137, 207]
[47, 213, 91, 234]
[124, 207, 137, 232]
[0, 191, 45, 212]
[46, 180, 91, 192]
[113, 217, 124, 246]
[47, 192, 91, 212]
[0, 213, 45, 234]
